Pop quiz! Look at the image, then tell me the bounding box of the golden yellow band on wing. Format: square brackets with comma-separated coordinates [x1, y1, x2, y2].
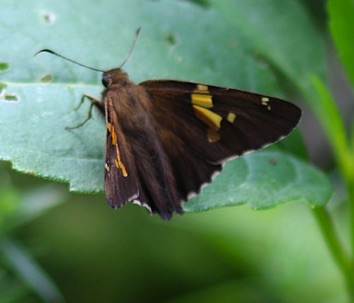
[107, 122, 128, 177]
[193, 105, 222, 130]
[114, 158, 128, 177]
[107, 122, 117, 145]
[191, 93, 213, 108]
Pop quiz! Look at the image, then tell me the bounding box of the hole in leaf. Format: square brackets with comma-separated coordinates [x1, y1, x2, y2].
[165, 33, 177, 46]
[269, 158, 277, 166]
[0, 83, 19, 102]
[40, 74, 53, 83]
[0, 62, 9, 72]
[2, 94, 19, 102]
[40, 11, 56, 25]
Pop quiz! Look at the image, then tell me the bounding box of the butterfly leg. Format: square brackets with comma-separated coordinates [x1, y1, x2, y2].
[66, 94, 104, 130]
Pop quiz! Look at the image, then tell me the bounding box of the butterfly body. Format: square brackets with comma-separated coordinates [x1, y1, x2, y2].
[96, 68, 301, 220]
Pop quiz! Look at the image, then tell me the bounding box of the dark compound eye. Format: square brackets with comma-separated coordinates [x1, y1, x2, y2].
[102, 74, 110, 87]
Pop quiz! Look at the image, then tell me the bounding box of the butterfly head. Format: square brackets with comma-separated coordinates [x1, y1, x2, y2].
[102, 68, 129, 88]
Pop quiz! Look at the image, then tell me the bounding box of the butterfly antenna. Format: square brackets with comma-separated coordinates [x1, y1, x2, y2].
[119, 27, 141, 68]
[35, 28, 141, 71]
[34, 49, 104, 72]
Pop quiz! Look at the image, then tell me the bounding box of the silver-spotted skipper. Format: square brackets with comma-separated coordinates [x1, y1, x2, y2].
[37, 32, 301, 220]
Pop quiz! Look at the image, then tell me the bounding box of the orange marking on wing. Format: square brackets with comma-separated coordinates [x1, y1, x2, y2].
[106, 121, 128, 177]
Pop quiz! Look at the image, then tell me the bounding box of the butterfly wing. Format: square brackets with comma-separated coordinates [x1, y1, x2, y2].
[103, 93, 142, 210]
[100, 77, 301, 220]
[103, 85, 185, 220]
[140, 80, 301, 202]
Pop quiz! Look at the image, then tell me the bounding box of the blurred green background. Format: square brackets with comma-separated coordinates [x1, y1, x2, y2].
[0, 0, 349, 302]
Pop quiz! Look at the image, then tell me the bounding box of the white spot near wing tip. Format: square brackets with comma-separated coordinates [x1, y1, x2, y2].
[261, 96, 271, 110]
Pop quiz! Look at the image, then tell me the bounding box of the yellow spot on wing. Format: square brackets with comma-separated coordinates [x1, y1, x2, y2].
[191, 93, 213, 108]
[196, 84, 208, 91]
[191, 84, 213, 108]
[227, 112, 236, 123]
[193, 100, 223, 142]
[193, 105, 222, 130]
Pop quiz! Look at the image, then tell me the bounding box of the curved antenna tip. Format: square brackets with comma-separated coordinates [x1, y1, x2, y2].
[35, 28, 142, 71]
[34, 49, 104, 72]
[34, 49, 56, 57]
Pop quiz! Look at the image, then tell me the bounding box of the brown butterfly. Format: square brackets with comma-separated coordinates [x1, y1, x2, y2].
[37, 33, 301, 220]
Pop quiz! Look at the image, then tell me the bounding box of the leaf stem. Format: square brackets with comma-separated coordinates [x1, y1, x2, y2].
[309, 76, 354, 301]
[312, 207, 354, 300]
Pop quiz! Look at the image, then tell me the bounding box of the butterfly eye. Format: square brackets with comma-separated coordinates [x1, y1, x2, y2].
[102, 75, 111, 87]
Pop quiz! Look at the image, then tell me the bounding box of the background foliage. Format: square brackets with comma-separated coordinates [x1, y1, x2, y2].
[0, 0, 352, 302]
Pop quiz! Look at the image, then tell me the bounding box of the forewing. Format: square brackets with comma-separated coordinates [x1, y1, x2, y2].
[104, 96, 140, 209]
[141, 80, 301, 163]
[140, 80, 301, 200]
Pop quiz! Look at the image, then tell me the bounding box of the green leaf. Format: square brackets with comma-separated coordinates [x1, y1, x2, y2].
[0, 84, 104, 192]
[1, 0, 283, 91]
[209, 0, 326, 108]
[184, 151, 332, 212]
[0, 0, 330, 210]
[327, 0, 354, 88]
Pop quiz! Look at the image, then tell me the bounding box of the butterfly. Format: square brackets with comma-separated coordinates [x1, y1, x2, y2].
[37, 44, 301, 220]
[98, 72, 301, 219]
